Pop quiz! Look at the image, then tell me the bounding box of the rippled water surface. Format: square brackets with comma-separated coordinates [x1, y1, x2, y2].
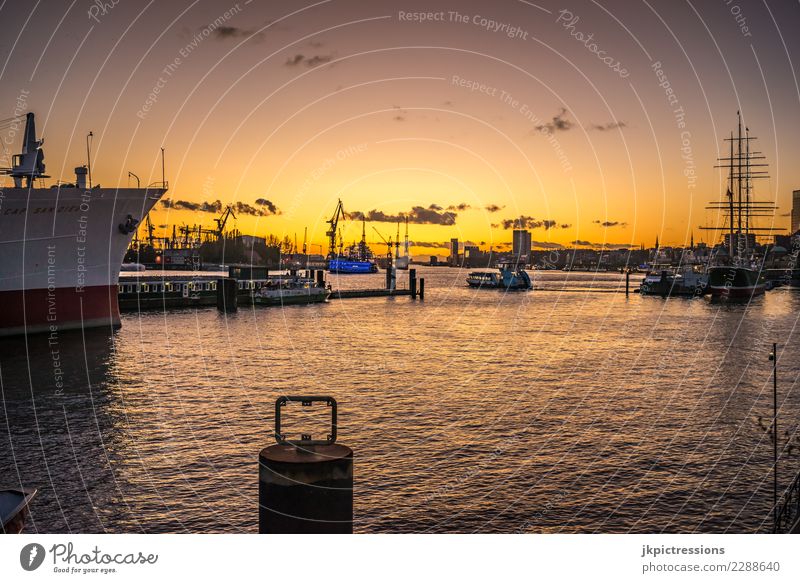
[2, 268, 800, 533]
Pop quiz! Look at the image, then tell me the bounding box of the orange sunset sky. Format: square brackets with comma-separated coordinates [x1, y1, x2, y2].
[2, 0, 799, 254]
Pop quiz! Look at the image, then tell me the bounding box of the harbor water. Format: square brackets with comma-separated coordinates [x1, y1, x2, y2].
[2, 268, 799, 533]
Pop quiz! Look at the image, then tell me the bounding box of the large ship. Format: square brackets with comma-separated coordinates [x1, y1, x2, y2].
[325, 198, 378, 273]
[701, 112, 779, 299]
[0, 113, 167, 336]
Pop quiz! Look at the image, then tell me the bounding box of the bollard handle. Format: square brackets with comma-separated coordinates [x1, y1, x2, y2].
[275, 396, 337, 446]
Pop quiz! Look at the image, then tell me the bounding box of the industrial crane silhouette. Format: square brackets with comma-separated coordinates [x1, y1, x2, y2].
[326, 199, 346, 258]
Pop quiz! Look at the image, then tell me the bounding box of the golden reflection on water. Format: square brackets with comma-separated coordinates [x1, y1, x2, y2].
[2, 270, 799, 533]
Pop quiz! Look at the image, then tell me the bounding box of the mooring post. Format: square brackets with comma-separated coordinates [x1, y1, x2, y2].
[770, 343, 778, 532]
[418, 277, 425, 300]
[409, 268, 417, 298]
[259, 396, 353, 534]
[626, 270, 630, 297]
[216, 278, 238, 312]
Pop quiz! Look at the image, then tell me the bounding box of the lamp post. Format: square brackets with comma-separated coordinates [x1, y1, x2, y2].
[769, 342, 778, 532]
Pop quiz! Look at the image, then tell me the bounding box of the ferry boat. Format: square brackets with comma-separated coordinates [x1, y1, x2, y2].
[701, 112, 778, 300]
[0, 113, 167, 336]
[466, 263, 532, 290]
[639, 266, 707, 297]
[253, 275, 330, 306]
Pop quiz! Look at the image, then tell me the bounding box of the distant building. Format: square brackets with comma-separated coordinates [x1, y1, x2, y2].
[512, 229, 531, 264]
[793, 190, 800, 233]
[239, 235, 266, 249]
[449, 237, 460, 266]
[463, 244, 492, 267]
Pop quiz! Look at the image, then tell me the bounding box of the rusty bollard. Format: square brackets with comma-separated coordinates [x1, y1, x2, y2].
[259, 396, 353, 534]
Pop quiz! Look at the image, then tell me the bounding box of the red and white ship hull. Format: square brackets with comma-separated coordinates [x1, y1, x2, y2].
[0, 186, 165, 336]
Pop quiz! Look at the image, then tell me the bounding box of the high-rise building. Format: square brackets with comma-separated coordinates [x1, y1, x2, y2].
[512, 229, 531, 263]
[449, 237, 460, 266]
[792, 190, 800, 234]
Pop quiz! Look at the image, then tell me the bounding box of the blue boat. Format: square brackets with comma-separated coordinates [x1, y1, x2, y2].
[328, 258, 378, 273]
[325, 199, 379, 274]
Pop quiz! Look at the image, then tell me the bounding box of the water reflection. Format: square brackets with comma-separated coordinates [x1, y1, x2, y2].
[1, 271, 799, 533]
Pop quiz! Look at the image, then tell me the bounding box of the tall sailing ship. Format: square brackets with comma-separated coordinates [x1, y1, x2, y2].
[701, 112, 781, 299]
[0, 113, 167, 336]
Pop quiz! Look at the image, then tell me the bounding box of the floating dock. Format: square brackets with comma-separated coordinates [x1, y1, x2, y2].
[118, 268, 423, 312]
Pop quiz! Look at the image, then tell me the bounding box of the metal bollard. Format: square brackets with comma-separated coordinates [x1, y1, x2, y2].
[259, 396, 353, 534]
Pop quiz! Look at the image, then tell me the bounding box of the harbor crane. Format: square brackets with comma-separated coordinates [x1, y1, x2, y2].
[214, 205, 236, 239]
[372, 226, 394, 259]
[326, 198, 346, 258]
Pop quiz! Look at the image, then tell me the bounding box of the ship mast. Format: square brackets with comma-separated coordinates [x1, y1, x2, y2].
[702, 111, 778, 260]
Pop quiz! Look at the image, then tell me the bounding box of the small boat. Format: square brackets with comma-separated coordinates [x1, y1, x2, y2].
[640, 266, 707, 297]
[467, 263, 532, 290]
[1, 487, 37, 534]
[253, 276, 331, 306]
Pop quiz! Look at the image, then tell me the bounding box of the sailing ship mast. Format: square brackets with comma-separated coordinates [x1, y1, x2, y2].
[701, 111, 779, 262]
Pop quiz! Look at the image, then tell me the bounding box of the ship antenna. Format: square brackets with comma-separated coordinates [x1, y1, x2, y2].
[86, 131, 93, 188]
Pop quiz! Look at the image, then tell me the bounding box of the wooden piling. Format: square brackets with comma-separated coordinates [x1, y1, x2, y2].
[626, 270, 630, 297]
[216, 278, 238, 312]
[418, 277, 425, 300]
[409, 269, 417, 298]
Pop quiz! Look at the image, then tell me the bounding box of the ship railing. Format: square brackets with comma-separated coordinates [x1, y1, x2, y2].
[146, 180, 169, 190]
[774, 467, 800, 533]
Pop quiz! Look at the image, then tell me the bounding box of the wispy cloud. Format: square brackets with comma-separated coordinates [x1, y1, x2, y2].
[535, 108, 573, 132]
[284, 53, 334, 67]
[593, 220, 628, 228]
[485, 204, 505, 213]
[211, 26, 264, 42]
[590, 121, 626, 131]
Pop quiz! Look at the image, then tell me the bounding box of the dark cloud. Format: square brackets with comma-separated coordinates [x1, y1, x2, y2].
[234, 201, 282, 217]
[590, 121, 626, 131]
[497, 216, 563, 230]
[349, 204, 457, 225]
[572, 240, 592, 246]
[161, 198, 280, 216]
[560, 223, 572, 229]
[285, 53, 333, 67]
[447, 203, 471, 211]
[532, 240, 564, 249]
[593, 220, 628, 228]
[254, 198, 280, 214]
[485, 204, 505, 213]
[211, 26, 264, 42]
[161, 199, 223, 213]
[535, 108, 573, 133]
